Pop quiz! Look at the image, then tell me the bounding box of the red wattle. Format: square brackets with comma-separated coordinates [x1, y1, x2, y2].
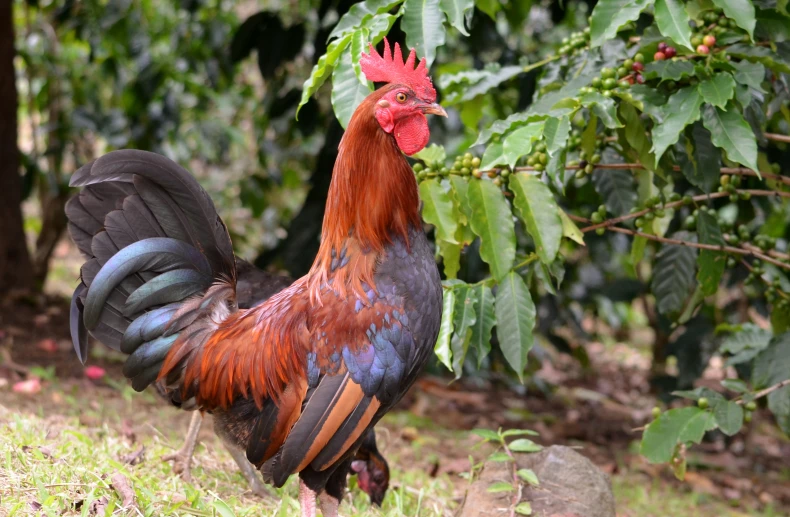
[394, 114, 430, 155]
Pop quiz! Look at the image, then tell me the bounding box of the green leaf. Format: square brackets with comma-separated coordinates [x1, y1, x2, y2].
[517, 468, 540, 486]
[413, 144, 446, 166]
[474, 113, 548, 147]
[640, 407, 716, 463]
[440, 65, 523, 104]
[439, 0, 474, 35]
[579, 92, 623, 128]
[438, 239, 461, 278]
[501, 429, 539, 437]
[592, 168, 637, 216]
[495, 272, 536, 381]
[559, 210, 585, 245]
[471, 285, 496, 367]
[451, 286, 477, 378]
[297, 34, 353, 118]
[702, 104, 759, 173]
[619, 103, 658, 174]
[366, 11, 401, 41]
[543, 116, 571, 155]
[420, 179, 460, 244]
[713, 400, 744, 436]
[402, 0, 447, 66]
[721, 378, 749, 393]
[643, 60, 696, 82]
[753, 333, 790, 389]
[212, 500, 237, 517]
[651, 231, 697, 317]
[720, 323, 772, 365]
[509, 174, 562, 264]
[773, 303, 790, 334]
[651, 86, 704, 165]
[329, 0, 404, 40]
[331, 46, 374, 128]
[502, 122, 546, 168]
[581, 114, 599, 163]
[480, 141, 506, 170]
[487, 482, 514, 493]
[476, 0, 500, 19]
[654, 0, 693, 49]
[590, 0, 655, 47]
[696, 211, 726, 296]
[514, 502, 533, 515]
[623, 84, 669, 119]
[488, 451, 513, 462]
[508, 438, 543, 453]
[467, 180, 516, 281]
[434, 288, 456, 370]
[726, 44, 790, 73]
[752, 333, 790, 434]
[732, 60, 766, 91]
[631, 235, 648, 273]
[680, 122, 721, 194]
[710, 0, 755, 38]
[350, 28, 369, 85]
[697, 73, 736, 109]
[471, 428, 501, 441]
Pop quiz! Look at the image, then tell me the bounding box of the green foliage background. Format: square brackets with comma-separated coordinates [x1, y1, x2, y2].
[13, 0, 790, 477]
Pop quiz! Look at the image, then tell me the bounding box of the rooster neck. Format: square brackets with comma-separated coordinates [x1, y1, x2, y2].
[307, 89, 422, 301]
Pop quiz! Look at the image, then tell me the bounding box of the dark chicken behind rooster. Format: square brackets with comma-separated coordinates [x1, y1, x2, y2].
[66, 39, 444, 516]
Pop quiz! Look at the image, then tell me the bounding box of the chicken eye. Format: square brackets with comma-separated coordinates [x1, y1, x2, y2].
[395, 92, 408, 103]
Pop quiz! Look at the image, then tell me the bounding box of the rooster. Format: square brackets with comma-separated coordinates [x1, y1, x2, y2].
[66, 39, 444, 516]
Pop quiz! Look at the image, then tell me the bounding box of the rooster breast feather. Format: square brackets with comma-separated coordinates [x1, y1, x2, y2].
[161, 276, 416, 486]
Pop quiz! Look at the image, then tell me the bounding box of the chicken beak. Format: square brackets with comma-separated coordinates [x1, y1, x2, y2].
[422, 103, 448, 117]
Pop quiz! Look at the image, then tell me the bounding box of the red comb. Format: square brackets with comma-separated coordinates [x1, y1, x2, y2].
[360, 39, 436, 102]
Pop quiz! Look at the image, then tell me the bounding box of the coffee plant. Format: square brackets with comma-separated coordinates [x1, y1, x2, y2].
[300, 0, 790, 475]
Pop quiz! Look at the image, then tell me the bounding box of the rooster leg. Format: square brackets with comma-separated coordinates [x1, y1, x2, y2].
[223, 444, 274, 498]
[318, 492, 340, 517]
[298, 479, 318, 517]
[162, 411, 202, 482]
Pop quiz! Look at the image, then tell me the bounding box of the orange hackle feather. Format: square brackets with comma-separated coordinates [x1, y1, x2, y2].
[159, 41, 425, 427]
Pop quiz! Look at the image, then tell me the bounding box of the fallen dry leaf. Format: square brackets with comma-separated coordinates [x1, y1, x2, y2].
[22, 445, 55, 459]
[89, 496, 109, 515]
[13, 378, 41, 395]
[121, 445, 145, 466]
[111, 471, 136, 509]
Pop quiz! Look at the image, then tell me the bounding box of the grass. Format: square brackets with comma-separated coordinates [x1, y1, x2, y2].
[1, 379, 786, 517]
[0, 381, 457, 517]
[612, 477, 786, 517]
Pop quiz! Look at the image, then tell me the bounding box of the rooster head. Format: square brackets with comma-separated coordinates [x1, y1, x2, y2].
[360, 39, 446, 155]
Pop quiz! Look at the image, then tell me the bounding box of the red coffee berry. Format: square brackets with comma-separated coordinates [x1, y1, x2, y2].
[636, 73, 645, 84]
[696, 44, 710, 55]
[658, 42, 668, 52]
[702, 35, 716, 47]
[632, 61, 645, 72]
[664, 47, 677, 58]
[654, 51, 667, 61]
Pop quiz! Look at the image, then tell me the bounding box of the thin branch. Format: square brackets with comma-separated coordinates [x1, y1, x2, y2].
[742, 379, 790, 403]
[579, 190, 790, 235]
[569, 210, 790, 271]
[764, 132, 790, 144]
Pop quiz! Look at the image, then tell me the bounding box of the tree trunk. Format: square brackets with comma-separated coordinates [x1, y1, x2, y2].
[0, 1, 34, 293]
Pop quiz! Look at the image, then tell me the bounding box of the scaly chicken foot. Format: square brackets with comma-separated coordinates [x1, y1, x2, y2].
[162, 411, 202, 482]
[299, 480, 319, 517]
[224, 445, 274, 498]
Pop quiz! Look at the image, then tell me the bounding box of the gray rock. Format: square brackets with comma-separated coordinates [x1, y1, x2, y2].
[457, 445, 615, 517]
